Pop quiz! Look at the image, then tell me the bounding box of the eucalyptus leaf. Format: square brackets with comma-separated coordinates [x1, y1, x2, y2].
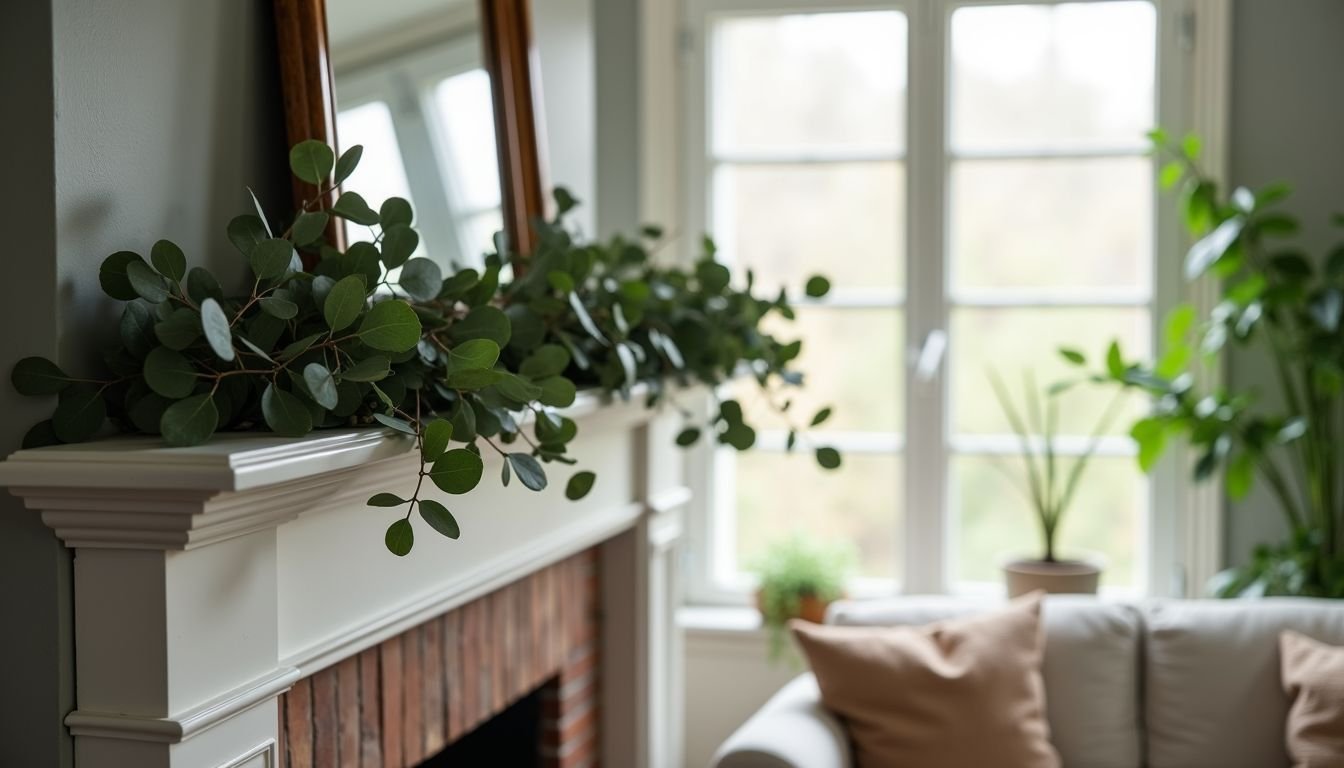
[367, 493, 406, 507]
[332, 192, 380, 226]
[399, 258, 442, 302]
[261, 383, 312, 437]
[385, 519, 414, 556]
[11, 357, 71, 396]
[302, 363, 339, 409]
[507, 453, 547, 491]
[418, 499, 460, 539]
[289, 139, 335, 185]
[340, 355, 391, 382]
[291, 211, 330, 246]
[324, 275, 367, 331]
[199, 298, 235, 361]
[99, 251, 144, 300]
[422, 419, 453, 461]
[160, 394, 218, 447]
[126, 260, 169, 303]
[358, 300, 422, 352]
[150, 240, 187, 282]
[565, 471, 595, 500]
[445, 339, 500, 373]
[430, 449, 484, 494]
[52, 385, 106, 443]
[143, 347, 197, 398]
[250, 238, 295, 281]
[334, 144, 363, 185]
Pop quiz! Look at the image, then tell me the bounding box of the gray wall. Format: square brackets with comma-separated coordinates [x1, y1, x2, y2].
[1225, 0, 1344, 564]
[0, 1, 286, 764]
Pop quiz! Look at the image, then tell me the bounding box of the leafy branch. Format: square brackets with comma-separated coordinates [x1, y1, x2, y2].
[10, 139, 841, 556]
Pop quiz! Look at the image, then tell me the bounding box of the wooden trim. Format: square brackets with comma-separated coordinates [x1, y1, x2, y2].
[272, 0, 546, 263]
[272, 0, 344, 251]
[481, 0, 547, 259]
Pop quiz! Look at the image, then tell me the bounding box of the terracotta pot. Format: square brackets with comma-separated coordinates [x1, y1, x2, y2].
[1003, 559, 1101, 598]
[754, 590, 834, 625]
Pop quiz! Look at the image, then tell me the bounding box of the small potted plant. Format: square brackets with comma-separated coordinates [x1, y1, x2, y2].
[751, 533, 853, 659]
[987, 369, 1124, 597]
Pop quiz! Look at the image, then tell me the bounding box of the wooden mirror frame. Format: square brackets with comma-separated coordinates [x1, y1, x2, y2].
[272, 0, 547, 257]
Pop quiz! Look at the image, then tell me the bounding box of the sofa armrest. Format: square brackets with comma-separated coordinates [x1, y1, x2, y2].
[710, 674, 852, 768]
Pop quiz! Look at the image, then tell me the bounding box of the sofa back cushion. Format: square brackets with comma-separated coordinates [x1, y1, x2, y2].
[1143, 598, 1344, 768]
[829, 595, 1142, 768]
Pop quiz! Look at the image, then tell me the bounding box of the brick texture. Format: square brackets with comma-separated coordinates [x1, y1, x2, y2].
[279, 548, 601, 767]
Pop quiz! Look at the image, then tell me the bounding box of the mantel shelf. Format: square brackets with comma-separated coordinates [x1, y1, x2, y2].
[0, 387, 651, 495]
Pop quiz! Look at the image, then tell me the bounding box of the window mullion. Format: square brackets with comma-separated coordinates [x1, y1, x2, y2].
[902, 0, 949, 594]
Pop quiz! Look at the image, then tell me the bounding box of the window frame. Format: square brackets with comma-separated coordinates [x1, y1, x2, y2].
[680, 0, 1231, 605]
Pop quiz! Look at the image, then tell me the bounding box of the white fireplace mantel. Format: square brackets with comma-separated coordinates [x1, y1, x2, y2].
[0, 391, 689, 768]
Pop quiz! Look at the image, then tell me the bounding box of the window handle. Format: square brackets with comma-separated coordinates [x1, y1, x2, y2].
[914, 329, 947, 383]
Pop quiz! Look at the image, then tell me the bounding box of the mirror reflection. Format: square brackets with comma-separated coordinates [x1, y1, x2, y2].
[326, 0, 503, 270]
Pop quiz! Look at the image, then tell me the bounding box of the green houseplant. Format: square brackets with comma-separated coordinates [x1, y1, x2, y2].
[750, 533, 853, 660]
[1067, 131, 1344, 597]
[9, 140, 840, 555]
[987, 369, 1124, 596]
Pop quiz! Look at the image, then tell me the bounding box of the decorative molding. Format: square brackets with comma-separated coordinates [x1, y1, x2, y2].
[65, 667, 300, 744]
[223, 740, 278, 768]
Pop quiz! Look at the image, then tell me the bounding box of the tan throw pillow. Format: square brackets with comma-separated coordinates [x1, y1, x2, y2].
[1281, 630, 1344, 767]
[790, 593, 1060, 768]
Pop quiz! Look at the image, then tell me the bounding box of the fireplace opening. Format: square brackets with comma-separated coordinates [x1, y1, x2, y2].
[420, 683, 544, 766]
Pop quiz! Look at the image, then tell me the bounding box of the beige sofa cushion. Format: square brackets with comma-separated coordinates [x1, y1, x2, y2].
[1144, 598, 1344, 768]
[829, 595, 1142, 768]
[1281, 630, 1344, 767]
[793, 594, 1059, 768]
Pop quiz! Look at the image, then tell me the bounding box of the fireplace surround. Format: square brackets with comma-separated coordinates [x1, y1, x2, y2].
[0, 392, 688, 768]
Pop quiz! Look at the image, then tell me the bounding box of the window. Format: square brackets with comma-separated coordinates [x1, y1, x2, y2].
[686, 0, 1197, 599]
[334, 36, 502, 270]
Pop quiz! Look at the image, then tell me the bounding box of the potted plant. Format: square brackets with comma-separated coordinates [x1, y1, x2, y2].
[751, 533, 853, 659]
[1066, 131, 1344, 598]
[987, 369, 1124, 597]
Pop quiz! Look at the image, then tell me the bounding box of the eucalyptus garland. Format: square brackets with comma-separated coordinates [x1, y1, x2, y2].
[10, 140, 839, 555]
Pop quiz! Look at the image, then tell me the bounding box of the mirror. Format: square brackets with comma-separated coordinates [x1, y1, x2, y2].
[327, 0, 501, 270]
[274, 0, 545, 266]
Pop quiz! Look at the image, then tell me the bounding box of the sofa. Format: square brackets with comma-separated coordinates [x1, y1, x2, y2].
[711, 595, 1344, 768]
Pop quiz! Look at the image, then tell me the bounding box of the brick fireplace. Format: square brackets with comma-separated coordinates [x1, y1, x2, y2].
[278, 549, 601, 768]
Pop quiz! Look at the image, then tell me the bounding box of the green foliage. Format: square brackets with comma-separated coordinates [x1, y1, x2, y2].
[1074, 131, 1344, 597]
[750, 533, 854, 661]
[10, 142, 839, 557]
[986, 370, 1124, 563]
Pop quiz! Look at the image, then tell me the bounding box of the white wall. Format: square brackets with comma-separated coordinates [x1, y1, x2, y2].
[682, 621, 800, 768]
[1224, 0, 1344, 565]
[0, 1, 287, 764]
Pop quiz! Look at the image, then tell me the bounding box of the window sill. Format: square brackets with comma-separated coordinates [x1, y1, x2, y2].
[678, 605, 767, 639]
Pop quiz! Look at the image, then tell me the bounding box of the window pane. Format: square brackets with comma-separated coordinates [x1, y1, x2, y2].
[714, 162, 904, 293]
[736, 451, 903, 579]
[949, 307, 1149, 435]
[736, 307, 902, 434]
[951, 454, 1144, 588]
[950, 2, 1155, 151]
[432, 69, 502, 211]
[336, 101, 415, 240]
[950, 157, 1152, 293]
[712, 11, 906, 154]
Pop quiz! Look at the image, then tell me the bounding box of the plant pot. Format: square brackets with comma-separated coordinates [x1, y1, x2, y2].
[1003, 559, 1102, 598]
[754, 589, 834, 625]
